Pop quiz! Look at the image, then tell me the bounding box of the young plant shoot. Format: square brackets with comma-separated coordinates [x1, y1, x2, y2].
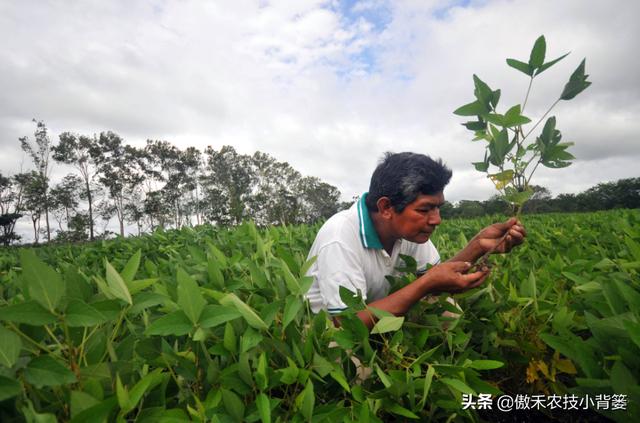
[454, 35, 591, 263]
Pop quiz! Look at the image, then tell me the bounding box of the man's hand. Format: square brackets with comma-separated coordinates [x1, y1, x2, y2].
[423, 261, 490, 294]
[473, 217, 526, 255]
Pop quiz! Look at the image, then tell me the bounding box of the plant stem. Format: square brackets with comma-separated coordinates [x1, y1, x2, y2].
[471, 205, 523, 271]
[521, 98, 561, 144]
[521, 76, 534, 113]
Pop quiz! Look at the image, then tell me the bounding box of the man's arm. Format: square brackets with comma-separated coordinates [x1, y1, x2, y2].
[356, 261, 489, 329]
[448, 218, 526, 264]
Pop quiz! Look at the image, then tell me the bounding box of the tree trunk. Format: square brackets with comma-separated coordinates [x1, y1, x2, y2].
[44, 202, 51, 242]
[85, 178, 94, 241]
[32, 217, 39, 244]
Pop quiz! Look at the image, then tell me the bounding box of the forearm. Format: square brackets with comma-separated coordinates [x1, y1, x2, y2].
[448, 238, 484, 264]
[356, 274, 434, 329]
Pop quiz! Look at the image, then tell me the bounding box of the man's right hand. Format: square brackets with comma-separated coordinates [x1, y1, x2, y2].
[423, 261, 490, 294]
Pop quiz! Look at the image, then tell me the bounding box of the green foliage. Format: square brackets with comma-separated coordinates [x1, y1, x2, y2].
[1, 210, 639, 421]
[455, 35, 591, 212]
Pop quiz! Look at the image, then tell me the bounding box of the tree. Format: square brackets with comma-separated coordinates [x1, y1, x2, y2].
[201, 145, 255, 225]
[91, 132, 144, 237]
[53, 132, 99, 240]
[49, 174, 82, 231]
[143, 141, 202, 229]
[20, 171, 48, 244]
[0, 173, 25, 246]
[296, 176, 341, 224]
[19, 119, 53, 242]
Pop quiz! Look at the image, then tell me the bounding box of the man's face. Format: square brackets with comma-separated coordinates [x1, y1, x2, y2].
[391, 192, 444, 243]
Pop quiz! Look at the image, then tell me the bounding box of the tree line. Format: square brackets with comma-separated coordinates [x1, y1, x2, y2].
[440, 178, 640, 219]
[0, 120, 344, 245]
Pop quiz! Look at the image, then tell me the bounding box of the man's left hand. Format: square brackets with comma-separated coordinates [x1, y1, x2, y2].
[473, 218, 526, 254]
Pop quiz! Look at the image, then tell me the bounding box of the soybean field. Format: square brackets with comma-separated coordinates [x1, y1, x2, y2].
[0, 209, 639, 422]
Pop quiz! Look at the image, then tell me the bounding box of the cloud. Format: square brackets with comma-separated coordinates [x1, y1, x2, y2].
[1, 0, 638, 243]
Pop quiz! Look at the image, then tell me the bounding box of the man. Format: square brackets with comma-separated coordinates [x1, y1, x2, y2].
[305, 152, 526, 329]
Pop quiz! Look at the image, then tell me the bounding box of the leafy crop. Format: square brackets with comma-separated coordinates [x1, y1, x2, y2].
[454, 35, 591, 213]
[0, 210, 639, 422]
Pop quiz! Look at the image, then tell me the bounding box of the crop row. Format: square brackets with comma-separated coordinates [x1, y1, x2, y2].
[0, 209, 638, 422]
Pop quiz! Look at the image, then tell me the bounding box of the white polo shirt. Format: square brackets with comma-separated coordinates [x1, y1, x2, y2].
[305, 193, 441, 314]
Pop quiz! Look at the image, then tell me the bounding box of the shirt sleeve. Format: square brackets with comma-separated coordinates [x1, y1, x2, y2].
[315, 241, 367, 315]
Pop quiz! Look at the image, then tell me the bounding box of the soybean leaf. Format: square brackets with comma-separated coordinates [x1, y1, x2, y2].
[418, 365, 435, 410]
[176, 267, 206, 324]
[296, 379, 315, 421]
[69, 396, 118, 423]
[198, 305, 241, 328]
[223, 322, 237, 354]
[468, 360, 504, 370]
[145, 311, 192, 336]
[70, 391, 99, 419]
[20, 249, 65, 312]
[371, 316, 404, 334]
[536, 52, 570, 75]
[453, 100, 487, 117]
[0, 375, 21, 401]
[121, 249, 141, 283]
[0, 301, 57, 325]
[473, 74, 494, 109]
[122, 369, 165, 414]
[384, 401, 419, 420]
[65, 299, 109, 327]
[105, 260, 132, 305]
[219, 293, 268, 331]
[503, 104, 531, 127]
[0, 327, 21, 368]
[282, 295, 303, 330]
[222, 389, 244, 422]
[506, 58, 532, 76]
[24, 356, 77, 388]
[279, 259, 300, 295]
[440, 377, 475, 395]
[529, 35, 546, 68]
[560, 58, 591, 100]
[256, 393, 271, 423]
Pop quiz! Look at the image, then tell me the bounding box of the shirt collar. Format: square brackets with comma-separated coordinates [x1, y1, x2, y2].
[357, 193, 383, 250]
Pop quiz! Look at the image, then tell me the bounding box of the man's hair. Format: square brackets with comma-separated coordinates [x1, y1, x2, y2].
[365, 152, 452, 212]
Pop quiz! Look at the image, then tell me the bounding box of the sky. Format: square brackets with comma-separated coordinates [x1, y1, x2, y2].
[1, 0, 639, 238]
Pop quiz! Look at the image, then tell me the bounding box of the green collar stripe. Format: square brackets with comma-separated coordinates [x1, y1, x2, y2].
[357, 193, 383, 250]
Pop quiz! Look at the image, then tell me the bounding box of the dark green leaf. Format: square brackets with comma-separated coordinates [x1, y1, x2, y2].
[453, 100, 486, 116]
[473, 74, 493, 109]
[145, 311, 192, 336]
[440, 377, 475, 395]
[283, 295, 303, 330]
[529, 35, 546, 68]
[20, 249, 65, 312]
[371, 316, 404, 334]
[219, 293, 268, 331]
[0, 327, 21, 368]
[65, 299, 109, 327]
[105, 260, 132, 305]
[198, 305, 241, 328]
[176, 267, 206, 324]
[0, 375, 21, 401]
[121, 250, 141, 282]
[0, 301, 57, 325]
[468, 360, 504, 370]
[560, 59, 591, 100]
[256, 393, 271, 423]
[536, 52, 570, 75]
[506, 58, 533, 76]
[24, 356, 77, 388]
